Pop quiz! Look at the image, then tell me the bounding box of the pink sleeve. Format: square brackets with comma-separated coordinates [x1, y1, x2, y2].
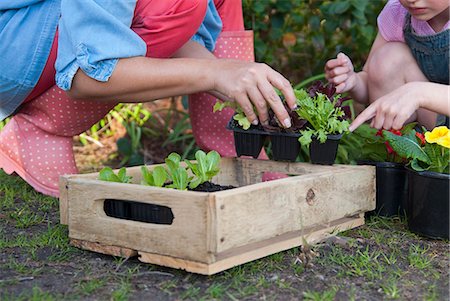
[377, 0, 407, 42]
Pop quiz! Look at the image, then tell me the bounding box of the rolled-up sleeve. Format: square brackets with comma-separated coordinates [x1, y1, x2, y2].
[191, 0, 222, 52]
[56, 0, 146, 91]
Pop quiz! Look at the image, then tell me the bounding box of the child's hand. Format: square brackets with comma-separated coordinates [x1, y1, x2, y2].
[325, 53, 357, 94]
[349, 83, 421, 131]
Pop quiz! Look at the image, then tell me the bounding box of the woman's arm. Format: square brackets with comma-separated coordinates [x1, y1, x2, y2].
[68, 54, 297, 128]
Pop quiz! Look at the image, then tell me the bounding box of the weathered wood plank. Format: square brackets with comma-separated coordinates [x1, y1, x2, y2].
[67, 179, 214, 263]
[213, 166, 375, 252]
[138, 215, 364, 275]
[70, 238, 137, 258]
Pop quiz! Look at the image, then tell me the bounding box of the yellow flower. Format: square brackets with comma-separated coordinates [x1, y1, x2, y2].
[425, 126, 450, 148]
[437, 134, 450, 148]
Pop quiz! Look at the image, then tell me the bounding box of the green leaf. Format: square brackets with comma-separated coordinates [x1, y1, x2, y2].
[299, 130, 313, 146]
[99, 167, 130, 183]
[98, 167, 120, 182]
[141, 166, 154, 186]
[233, 114, 251, 130]
[117, 137, 132, 156]
[383, 131, 430, 163]
[329, 0, 350, 14]
[152, 166, 167, 187]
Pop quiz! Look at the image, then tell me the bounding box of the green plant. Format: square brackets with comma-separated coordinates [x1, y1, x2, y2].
[213, 100, 252, 130]
[164, 153, 191, 190]
[0, 117, 10, 130]
[345, 123, 417, 164]
[295, 89, 349, 145]
[184, 150, 221, 189]
[243, 0, 386, 83]
[140, 166, 167, 187]
[98, 167, 132, 183]
[142, 97, 198, 160]
[117, 121, 144, 167]
[78, 103, 151, 146]
[383, 126, 450, 173]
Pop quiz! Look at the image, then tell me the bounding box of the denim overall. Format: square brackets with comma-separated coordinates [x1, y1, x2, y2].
[403, 14, 449, 126]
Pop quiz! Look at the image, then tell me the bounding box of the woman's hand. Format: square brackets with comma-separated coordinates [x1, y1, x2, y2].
[325, 53, 357, 94]
[212, 59, 297, 128]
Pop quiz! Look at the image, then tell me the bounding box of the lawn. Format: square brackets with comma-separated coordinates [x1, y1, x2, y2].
[1, 169, 448, 300]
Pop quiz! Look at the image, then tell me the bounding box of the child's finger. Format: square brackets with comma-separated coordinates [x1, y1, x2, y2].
[335, 82, 346, 94]
[328, 66, 350, 78]
[325, 58, 344, 70]
[331, 73, 348, 85]
[337, 52, 350, 65]
[372, 114, 385, 130]
[349, 105, 376, 132]
[392, 113, 409, 130]
[382, 114, 395, 130]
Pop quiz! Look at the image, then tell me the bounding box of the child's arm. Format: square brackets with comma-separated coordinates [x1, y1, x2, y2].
[349, 82, 450, 131]
[325, 33, 388, 105]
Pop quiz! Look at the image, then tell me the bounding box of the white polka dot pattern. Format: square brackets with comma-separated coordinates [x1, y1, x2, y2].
[0, 86, 116, 196]
[189, 31, 255, 157]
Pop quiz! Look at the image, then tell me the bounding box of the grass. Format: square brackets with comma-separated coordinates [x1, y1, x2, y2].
[0, 169, 448, 300]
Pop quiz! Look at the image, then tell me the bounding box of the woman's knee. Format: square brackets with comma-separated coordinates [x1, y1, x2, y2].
[367, 42, 419, 85]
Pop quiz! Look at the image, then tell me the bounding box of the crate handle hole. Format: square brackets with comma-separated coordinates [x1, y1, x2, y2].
[104, 199, 174, 225]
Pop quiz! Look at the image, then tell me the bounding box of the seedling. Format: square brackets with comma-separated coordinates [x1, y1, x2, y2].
[140, 166, 167, 187]
[295, 89, 349, 146]
[184, 150, 221, 189]
[98, 167, 132, 183]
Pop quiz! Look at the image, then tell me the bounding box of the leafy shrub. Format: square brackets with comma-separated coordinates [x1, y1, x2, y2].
[243, 0, 386, 83]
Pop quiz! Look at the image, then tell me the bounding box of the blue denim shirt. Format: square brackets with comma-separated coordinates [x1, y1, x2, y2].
[0, 0, 222, 121]
[0, 0, 60, 121]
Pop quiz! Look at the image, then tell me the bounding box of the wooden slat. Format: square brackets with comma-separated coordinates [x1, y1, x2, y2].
[58, 176, 70, 225]
[213, 166, 375, 253]
[67, 179, 214, 263]
[70, 238, 137, 258]
[138, 215, 364, 275]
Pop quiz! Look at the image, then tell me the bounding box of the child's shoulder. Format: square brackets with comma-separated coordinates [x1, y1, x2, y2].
[377, 0, 408, 42]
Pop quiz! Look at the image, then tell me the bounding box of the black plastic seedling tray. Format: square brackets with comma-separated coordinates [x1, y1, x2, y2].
[227, 118, 301, 161]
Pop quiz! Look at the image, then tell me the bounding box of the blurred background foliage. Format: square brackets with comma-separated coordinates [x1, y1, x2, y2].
[243, 0, 386, 84]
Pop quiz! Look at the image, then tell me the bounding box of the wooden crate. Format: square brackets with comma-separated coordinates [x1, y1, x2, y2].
[59, 158, 375, 275]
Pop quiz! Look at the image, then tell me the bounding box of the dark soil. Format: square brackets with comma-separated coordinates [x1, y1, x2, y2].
[190, 181, 235, 192]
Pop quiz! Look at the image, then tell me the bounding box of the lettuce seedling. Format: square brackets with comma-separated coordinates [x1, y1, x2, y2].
[141, 165, 167, 187]
[295, 89, 349, 145]
[185, 150, 221, 189]
[213, 101, 252, 130]
[164, 152, 192, 190]
[98, 167, 132, 183]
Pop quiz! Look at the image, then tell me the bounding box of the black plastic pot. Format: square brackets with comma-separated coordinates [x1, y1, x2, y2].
[406, 168, 449, 240]
[270, 134, 301, 161]
[233, 131, 266, 158]
[227, 117, 301, 161]
[309, 134, 342, 165]
[358, 161, 408, 217]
